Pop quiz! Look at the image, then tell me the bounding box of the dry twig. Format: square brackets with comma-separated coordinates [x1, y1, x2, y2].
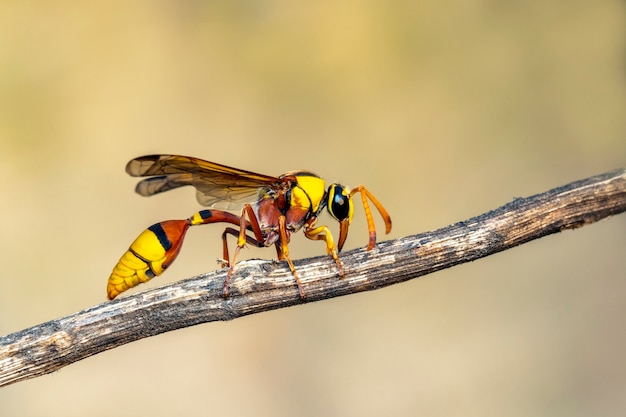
[1, 168, 625, 387]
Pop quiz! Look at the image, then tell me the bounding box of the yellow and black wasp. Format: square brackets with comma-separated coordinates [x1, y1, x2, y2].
[107, 154, 392, 299]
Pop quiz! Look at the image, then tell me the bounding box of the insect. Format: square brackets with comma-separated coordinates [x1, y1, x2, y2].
[107, 154, 392, 300]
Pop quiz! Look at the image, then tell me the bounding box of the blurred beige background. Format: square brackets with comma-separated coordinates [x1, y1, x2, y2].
[1, 1, 625, 416]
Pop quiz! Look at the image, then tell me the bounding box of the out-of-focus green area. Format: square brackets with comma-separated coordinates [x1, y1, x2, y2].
[1, 2, 625, 416]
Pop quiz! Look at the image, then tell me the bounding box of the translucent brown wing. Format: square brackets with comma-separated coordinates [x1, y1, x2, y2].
[126, 154, 282, 210]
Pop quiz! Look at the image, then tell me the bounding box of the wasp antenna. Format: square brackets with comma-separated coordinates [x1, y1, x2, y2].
[363, 188, 392, 234]
[350, 186, 392, 250]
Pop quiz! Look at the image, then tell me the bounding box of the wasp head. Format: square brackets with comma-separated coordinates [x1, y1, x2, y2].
[326, 184, 354, 251]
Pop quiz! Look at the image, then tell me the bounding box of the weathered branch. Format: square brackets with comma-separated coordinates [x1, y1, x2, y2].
[1, 168, 625, 387]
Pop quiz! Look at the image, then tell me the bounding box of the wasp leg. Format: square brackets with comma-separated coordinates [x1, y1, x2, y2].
[274, 242, 286, 260]
[220, 227, 265, 297]
[350, 186, 393, 250]
[217, 227, 255, 268]
[274, 215, 306, 299]
[220, 228, 264, 267]
[303, 217, 345, 277]
[221, 204, 267, 298]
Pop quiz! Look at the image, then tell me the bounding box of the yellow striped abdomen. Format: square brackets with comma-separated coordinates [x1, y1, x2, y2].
[107, 220, 190, 299]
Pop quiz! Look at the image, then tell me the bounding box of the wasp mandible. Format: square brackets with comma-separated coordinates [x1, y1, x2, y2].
[107, 154, 392, 299]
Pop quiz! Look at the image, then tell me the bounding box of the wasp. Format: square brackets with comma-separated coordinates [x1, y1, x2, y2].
[107, 154, 392, 300]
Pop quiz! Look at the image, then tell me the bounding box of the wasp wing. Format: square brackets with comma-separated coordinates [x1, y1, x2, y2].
[126, 154, 281, 209]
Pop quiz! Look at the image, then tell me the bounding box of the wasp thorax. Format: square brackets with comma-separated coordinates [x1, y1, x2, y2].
[327, 184, 353, 222]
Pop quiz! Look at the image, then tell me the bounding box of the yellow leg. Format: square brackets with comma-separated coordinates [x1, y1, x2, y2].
[278, 216, 306, 299]
[304, 219, 345, 277]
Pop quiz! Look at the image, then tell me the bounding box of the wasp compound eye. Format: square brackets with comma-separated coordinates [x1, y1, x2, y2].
[328, 184, 351, 221]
